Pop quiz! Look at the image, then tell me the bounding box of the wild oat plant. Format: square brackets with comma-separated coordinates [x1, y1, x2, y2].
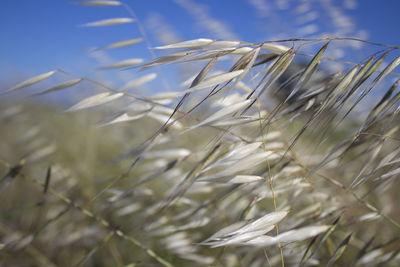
[1, 1, 400, 266]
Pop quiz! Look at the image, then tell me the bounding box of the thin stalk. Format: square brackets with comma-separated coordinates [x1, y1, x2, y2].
[260, 37, 400, 50]
[271, 122, 400, 232]
[256, 99, 284, 267]
[122, 3, 171, 92]
[20, 173, 174, 267]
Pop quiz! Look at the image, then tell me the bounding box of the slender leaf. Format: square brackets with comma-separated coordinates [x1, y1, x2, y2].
[35, 78, 83, 95]
[5, 70, 57, 93]
[326, 234, 352, 267]
[261, 43, 291, 54]
[286, 42, 329, 101]
[64, 92, 124, 112]
[188, 70, 244, 91]
[120, 73, 157, 90]
[97, 38, 143, 50]
[99, 59, 143, 69]
[155, 38, 214, 49]
[81, 18, 134, 27]
[189, 99, 251, 129]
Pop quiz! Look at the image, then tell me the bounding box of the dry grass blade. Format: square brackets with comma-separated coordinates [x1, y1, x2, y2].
[210, 116, 258, 127]
[275, 226, 331, 244]
[202, 211, 288, 246]
[301, 217, 340, 264]
[230, 47, 260, 71]
[120, 73, 157, 90]
[245, 226, 330, 247]
[224, 142, 263, 161]
[189, 99, 251, 129]
[369, 79, 400, 119]
[139, 52, 192, 69]
[19, 173, 174, 267]
[144, 148, 190, 159]
[159, 57, 220, 132]
[148, 112, 183, 129]
[64, 92, 124, 112]
[259, 50, 295, 97]
[352, 237, 375, 264]
[162, 143, 222, 209]
[74, 231, 115, 266]
[348, 142, 384, 188]
[377, 55, 400, 82]
[180, 49, 234, 62]
[243, 49, 295, 115]
[203, 40, 241, 49]
[15, 204, 73, 250]
[4, 70, 57, 93]
[200, 142, 263, 173]
[188, 70, 244, 91]
[324, 64, 359, 109]
[231, 47, 254, 55]
[230, 47, 261, 89]
[98, 112, 146, 127]
[340, 55, 400, 122]
[210, 228, 275, 247]
[375, 167, 400, 181]
[0, 160, 25, 193]
[198, 174, 264, 183]
[337, 55, 375, 106]
[228, 175, 264, 183]
[43, 166, 51, 194]
[306, 140, 351, 178]
[81, 18, 134, 27]
[35, 78, 83, 95]
[73, 1, 121, 6]
[99, 58, 143, 69]
[150, 91, 186, 100]
[97, 38, 143, 50]
[286, 42, 329, 101]
[362, 52, 388, 82]
[155, 38, 214, 49]
[200, 151, 277, 180]
[201, 221, 247, 243]
[249, 48, 294, 98]
[190, 57, 219, 88]
[326, 234, 352, 267]
[261, 43, 291, 54]
[253, 53, 279, 67]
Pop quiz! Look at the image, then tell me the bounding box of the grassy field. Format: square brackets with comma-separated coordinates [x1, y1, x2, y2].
[1, 1, 400, 266]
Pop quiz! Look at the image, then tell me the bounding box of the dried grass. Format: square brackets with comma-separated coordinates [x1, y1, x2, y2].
[1, 1, 400, 266]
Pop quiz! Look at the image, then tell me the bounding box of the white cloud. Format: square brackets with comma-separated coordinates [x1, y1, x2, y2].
[296, 24, 319, 36]
[247, 0, 271, 18]
[174, 0, 238, 40]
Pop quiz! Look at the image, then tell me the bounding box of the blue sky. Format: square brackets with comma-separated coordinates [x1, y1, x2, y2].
[1, 0, 400, 91]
